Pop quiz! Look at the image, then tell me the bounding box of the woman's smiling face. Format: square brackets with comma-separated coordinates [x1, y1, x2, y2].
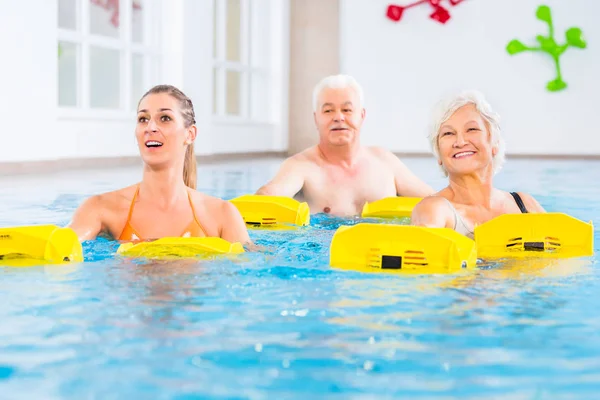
[437, 104, 497, 177]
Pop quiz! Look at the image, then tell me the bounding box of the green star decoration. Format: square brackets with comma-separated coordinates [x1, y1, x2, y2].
[507, 5, 587, 92]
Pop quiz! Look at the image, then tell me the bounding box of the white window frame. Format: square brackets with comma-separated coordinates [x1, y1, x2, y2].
[212, 0, 274, 125]
[57, 0, 161, 120]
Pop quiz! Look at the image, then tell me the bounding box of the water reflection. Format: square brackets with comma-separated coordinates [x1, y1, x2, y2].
[325, 256, 596, 335]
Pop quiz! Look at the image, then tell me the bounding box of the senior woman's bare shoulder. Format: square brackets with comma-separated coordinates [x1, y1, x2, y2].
[513, 191, 546, 213]
[411, 195, 454, 228]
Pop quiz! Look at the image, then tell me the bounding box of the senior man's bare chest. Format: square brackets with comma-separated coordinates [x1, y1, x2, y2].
[303, 162, 396, 215]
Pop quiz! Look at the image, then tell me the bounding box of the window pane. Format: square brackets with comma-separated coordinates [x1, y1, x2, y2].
[250, 1, 269, 68]
[90, 46, 120, 108]
[58, 42, 78, 107]
[213, 68, 219, 115]
[225, 70, 241, 116]
[148, 56, 160, 88]
[132, 0, 144, 43]
[226, 0, 241, 62]
[250, 73, 269, 121]
[131, 54, 144, 110]
[58, 0, 77, 30]
[90, 0, 120, 38]
[213, 0, 218, 59]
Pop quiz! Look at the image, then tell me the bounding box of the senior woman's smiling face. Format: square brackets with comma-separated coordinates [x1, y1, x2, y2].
[437, 104, 497, 177]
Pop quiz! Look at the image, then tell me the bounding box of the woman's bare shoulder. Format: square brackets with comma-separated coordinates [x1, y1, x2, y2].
[513, 191, 546, 213]
[68, 185, 138, 240]
[411, 189, 455, 227]
[417, 187, 453, 205]
[188, 190, 246, 234]
[72, 186, 137, 224]
[188, 190, 222, 207]
[414, 193, 451, 212]
[91, 185, 138, 209]
[188, 190, 237, 219]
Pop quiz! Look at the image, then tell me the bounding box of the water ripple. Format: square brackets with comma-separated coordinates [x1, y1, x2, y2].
[1, 159, 600, 398]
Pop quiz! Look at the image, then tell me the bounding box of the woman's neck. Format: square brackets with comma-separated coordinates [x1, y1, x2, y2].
[447, 169, 495, 208]
[139, 164, 188, 209]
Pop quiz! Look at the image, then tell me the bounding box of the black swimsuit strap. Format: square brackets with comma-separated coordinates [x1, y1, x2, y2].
[510, 192, 528, 213]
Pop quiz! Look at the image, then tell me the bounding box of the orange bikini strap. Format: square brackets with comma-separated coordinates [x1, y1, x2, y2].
[187, 191, 200, 223]
[187, 190, 208, 236]
[125, 185, 140, 223]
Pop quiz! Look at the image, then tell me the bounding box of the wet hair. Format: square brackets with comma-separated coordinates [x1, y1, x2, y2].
[428, 90, 506, 177]
[139, 85, 197, 189]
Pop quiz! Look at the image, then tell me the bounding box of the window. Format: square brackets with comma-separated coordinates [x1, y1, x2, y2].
[212, 0, 272, 123]
[57, 0, 160, 114]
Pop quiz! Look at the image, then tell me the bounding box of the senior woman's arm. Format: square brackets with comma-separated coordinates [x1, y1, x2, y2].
[411, 196, 454, 228]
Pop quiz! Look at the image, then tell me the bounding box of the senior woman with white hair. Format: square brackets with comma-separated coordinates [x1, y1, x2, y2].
[411, 90, 545, 239]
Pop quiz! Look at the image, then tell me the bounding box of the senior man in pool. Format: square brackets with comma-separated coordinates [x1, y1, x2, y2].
[255, 74, 434, 216]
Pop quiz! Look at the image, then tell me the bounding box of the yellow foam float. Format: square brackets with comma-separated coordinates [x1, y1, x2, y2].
[474, 213, 594, 259]
[117, 237, 245, 260]
[230, 194, 310, 228]
[0, 225, 83, 267]
[361, 197, 423, 219]
[330, 223, 477, 274]
[330, 212, 595, 274]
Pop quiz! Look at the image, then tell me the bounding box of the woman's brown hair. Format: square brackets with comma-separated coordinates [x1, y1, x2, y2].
[139, 85, 197, 189]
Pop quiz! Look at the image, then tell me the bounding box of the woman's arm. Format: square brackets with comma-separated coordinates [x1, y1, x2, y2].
[219, 200, 252, 246]
[67, 196, 104, 241]
[411, 196, 454, 228]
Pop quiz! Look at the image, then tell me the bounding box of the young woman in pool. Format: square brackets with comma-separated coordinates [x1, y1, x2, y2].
[411, 90, 546, 239]
[68, 85, 250, 245]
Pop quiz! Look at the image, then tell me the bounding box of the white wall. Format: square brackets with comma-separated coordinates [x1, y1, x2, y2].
[0, 0, 57, 163]
[287, 0, 340, 154]
[0, 0, 289, 164]
[340, 0, 600, 156]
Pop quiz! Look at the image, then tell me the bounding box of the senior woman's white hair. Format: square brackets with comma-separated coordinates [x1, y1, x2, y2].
[428, 90, 506, 177]
[312, 74, 364, 112]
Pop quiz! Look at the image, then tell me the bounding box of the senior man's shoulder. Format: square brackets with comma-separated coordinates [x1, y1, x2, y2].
[276, 146, 321, 170]
[286, 146, 322, 163]
[366, 146, 404, 162]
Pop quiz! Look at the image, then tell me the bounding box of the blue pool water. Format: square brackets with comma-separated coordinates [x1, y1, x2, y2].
[1, 156, 599, 399]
